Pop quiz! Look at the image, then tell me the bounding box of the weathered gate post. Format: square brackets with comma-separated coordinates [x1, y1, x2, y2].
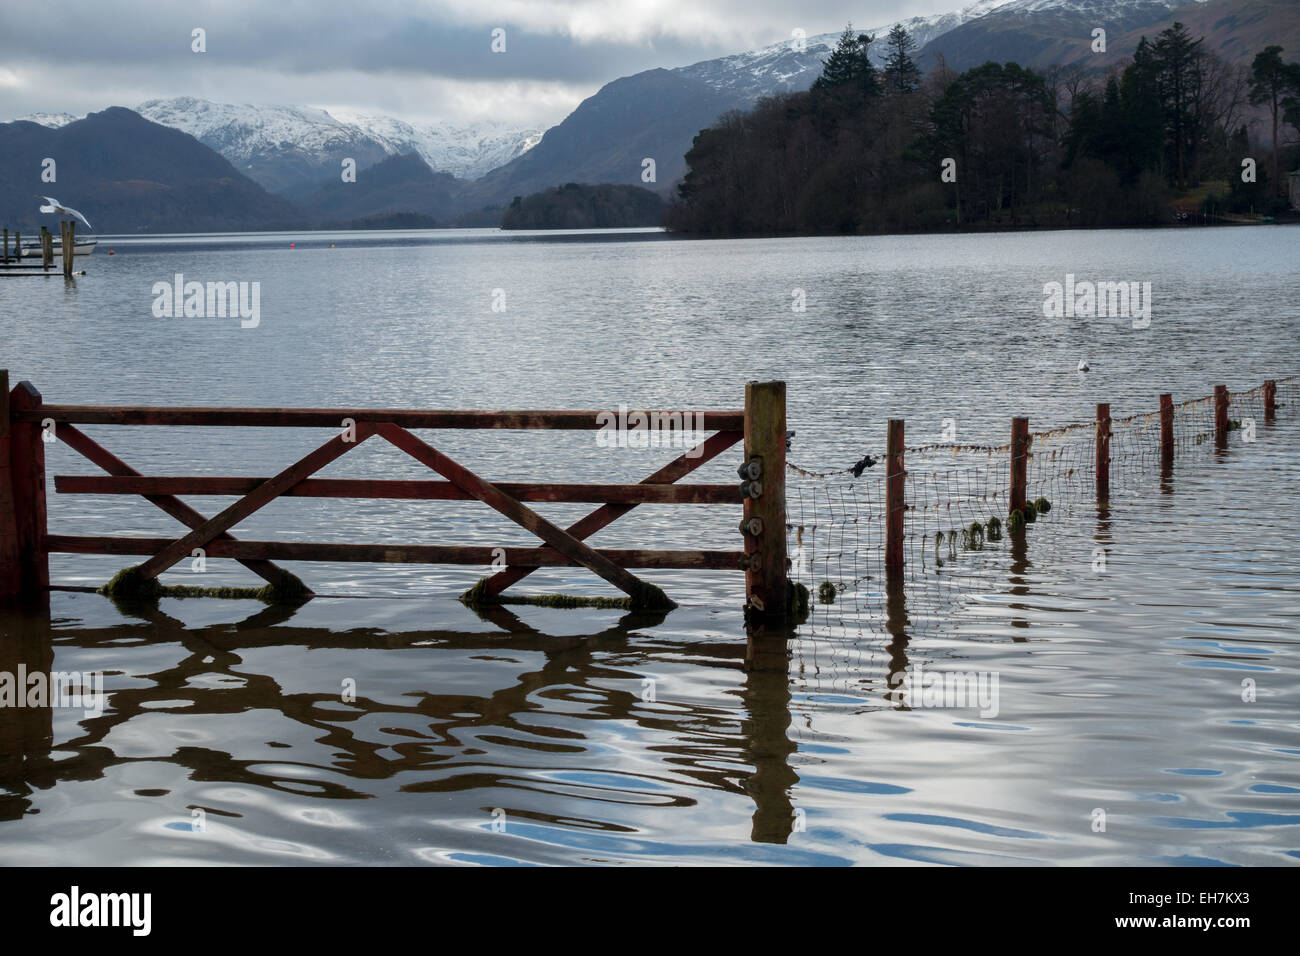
[0, 372, 50, 608]
[743, 381, 787, 620]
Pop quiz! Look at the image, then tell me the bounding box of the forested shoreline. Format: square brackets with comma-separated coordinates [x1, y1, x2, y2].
[666, 23, 1300, 236]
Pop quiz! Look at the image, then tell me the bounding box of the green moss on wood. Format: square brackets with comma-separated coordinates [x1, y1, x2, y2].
[788, 580, 810, 617]
[459, 576, 670, 611]
[99, 564, 312, 605]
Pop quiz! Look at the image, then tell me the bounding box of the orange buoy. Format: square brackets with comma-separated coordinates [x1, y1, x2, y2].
[108, 249, 115, 255]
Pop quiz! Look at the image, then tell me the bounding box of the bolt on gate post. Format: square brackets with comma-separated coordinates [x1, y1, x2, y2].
[742, 381, 787, 619]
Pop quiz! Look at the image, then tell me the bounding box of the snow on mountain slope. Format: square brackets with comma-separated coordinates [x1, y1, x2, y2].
[134, 97, 543, 191]
[328, 110, 545, 183]
[14, 112, 81, 128]
[674, 0, 1205, 102]
[674, 0, 1016, 99]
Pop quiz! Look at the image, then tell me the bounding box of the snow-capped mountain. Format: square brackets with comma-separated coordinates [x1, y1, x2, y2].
[675, 0, 1016, 100]
[133, 97, 543, 195]
[15, 112, 81, 128]
[328, 110, 545, 183]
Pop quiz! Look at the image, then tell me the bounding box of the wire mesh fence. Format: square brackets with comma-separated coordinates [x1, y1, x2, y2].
[784, 377, 1294, 633]
[778, 376, 1295, 705]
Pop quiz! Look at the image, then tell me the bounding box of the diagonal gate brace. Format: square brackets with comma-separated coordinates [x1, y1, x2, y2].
[56, 424, 307, 594]
[133, 423, 375, 581]
[375, 423, 677, 610]
[477, 429, 742, 599]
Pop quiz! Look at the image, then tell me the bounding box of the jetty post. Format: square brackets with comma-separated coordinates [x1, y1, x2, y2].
[1264, 380, 1276, 422]
[60, 222, 74, 278]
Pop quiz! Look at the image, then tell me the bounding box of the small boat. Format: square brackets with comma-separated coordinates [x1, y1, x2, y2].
[17, 238, 97, 258]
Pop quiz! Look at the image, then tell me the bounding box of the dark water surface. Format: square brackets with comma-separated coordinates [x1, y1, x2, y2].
[1, 226, 1298, 864]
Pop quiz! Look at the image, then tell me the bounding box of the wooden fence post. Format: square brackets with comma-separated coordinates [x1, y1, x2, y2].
[1159, 393, 1174, 470]
[743, 381, 787, 619]
[885, 419, 905, 576]
[1095, 403, 1111, 504]
[1264, 380, 1276, 423]
[1009, 417, 1028, 513]
[1214, 385, 1229, 446]
[0, 377, 49, 607]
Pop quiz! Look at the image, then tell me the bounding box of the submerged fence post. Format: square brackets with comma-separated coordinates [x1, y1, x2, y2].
[1095, 403, 1111, 504]
[1159, 393, 1174, 470]
[1214, 385, 1229, 447]
[1264, 380, 1276, 423]
[0, 374, 49, 608]
[886, 419, 905, 576]
[1009, 417, 1029, 514]
[743, 381, 787, 620]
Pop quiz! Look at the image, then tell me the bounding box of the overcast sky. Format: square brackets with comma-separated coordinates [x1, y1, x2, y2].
[0, 0, 962, 129]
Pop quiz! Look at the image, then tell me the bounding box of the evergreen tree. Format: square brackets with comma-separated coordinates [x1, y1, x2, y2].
[883, 24, 922, 94]
[1150, 23, 1204, 190]
[1249, 46, 1300, 197]
[813, 24, 879, 96]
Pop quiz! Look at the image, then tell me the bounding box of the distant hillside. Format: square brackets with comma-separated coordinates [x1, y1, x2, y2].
[464, 70, 738, 207]
[0, 108, 300, 233]
[500, 183, 664, 229]
[292, 153, 461, 224]
[916, 0, 1297, 73]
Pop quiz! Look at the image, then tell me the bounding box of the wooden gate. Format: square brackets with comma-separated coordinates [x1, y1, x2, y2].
[0, 372, 789, 617]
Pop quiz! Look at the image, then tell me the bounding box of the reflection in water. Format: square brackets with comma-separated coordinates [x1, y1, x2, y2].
[0, 623, 53, 821]
[2, 599, 808, 846]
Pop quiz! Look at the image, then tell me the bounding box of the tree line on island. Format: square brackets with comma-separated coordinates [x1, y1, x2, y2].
[666, 23, 1300, 235]
[499, 182, 664, 229]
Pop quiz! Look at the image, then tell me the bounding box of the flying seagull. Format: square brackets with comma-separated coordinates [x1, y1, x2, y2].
[37, 196, 92, 230]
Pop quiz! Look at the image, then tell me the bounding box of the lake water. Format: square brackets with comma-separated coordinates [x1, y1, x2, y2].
[1, 226, 1298, 865]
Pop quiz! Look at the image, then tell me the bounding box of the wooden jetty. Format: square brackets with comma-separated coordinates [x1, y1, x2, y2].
[1, 222, 82, 277]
